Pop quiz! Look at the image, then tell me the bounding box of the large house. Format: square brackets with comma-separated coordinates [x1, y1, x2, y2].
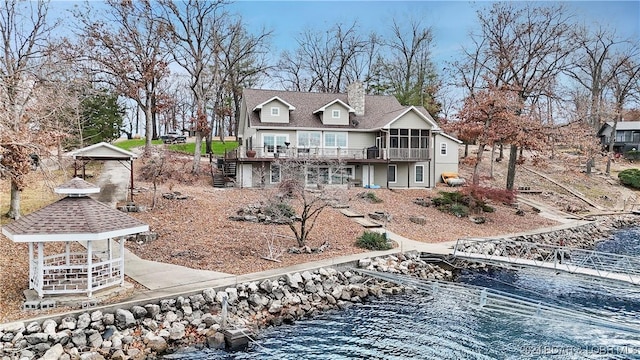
[597, 121, 640, 153]
[233, 83, 461, 189]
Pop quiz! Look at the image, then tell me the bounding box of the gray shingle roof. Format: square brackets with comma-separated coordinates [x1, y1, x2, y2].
[2, 196, 148, 242]
[54, 177, 100, 195]
[243, 88, 436, 131]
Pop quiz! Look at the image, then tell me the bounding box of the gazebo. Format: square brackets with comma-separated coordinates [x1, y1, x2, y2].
[68, 142, 138, 202]
[1, 178, 148, 298]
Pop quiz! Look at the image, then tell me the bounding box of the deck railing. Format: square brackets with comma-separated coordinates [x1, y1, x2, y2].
[238, 145, 430, 161]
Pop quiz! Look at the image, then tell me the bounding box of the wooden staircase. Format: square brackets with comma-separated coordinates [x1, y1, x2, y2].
[213, 158, 237, 188]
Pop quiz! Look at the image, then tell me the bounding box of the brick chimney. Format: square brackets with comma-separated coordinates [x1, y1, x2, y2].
[347, 82, 365, 116]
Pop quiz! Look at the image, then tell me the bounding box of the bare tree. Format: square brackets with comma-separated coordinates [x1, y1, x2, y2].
[605, 55, 640, 174]
[267, 158, 347, 248]
[0, 0, 65, 219]
[373, 19, 440, 117]
[74, 0, 170, 152]
[276, 21, 371, 93]
[460, 3, 577, 190]
[157, 0, 227, 173]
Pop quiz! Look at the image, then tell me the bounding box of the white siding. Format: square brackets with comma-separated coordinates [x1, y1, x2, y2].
[389, 111, 434, 129]
[433, 134, 460, 183]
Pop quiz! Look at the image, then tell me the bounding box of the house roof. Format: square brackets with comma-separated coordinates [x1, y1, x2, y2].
[438, 132, 463, 144]
[2, 196, 148, 242]
[67, 142, 138, 161]
[312, 99, 356, 114]
[602, 121, 640, 131]
[252, 96, 296, 111]
[243, 88, 439, 131]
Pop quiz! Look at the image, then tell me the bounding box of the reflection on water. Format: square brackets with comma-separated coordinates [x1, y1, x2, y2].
[164, 227, 640, 360]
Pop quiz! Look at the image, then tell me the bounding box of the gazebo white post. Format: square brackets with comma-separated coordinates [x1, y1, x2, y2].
[107, 237, 113, 280]
[28, 242, 34, 289]
[37, 242, 44, 298]
[65, 241, 71, 266]
[119, 236, 125, 286]
[87, 240, 93, 297]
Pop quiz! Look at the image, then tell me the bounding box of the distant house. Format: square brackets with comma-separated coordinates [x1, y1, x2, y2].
[597, 121, 640, 153]
[232, 83, 461, 189]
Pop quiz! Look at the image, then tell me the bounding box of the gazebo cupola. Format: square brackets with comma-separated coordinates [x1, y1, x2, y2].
[1, 177, 149, 298]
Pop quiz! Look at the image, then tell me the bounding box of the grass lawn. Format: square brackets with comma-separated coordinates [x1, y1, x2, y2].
[114, 139, 162, 151]
[169, 141, 239, 156]
[114, 138, 238, 156]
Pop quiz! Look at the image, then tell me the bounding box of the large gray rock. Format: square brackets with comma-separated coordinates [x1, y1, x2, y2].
[202, 288, 216, 303]
[24, 332, 48, 345]
[102, 313, 115, 326]
[304, 281, 319, 294]
[111, 350, 127, 360]
[286, 273, 303, 288]
[90, 311, 103, 323]
[79, 352, 105, 360]
[25, 321, 41, 334]
[58, 316, 76, 330]
[40, 343, 64, 360]
[225, 288, 238, 304]
[76, 313, 91, 330]
[169, 323, 186, 341]
[145, 333, 168, 353]
[268, 300, 283, 314]
[145, 304, 161, 319]
[42, 319, 58, 335]
[115, 309, 136, 329]
[71, 330, 87, 348]
[88, 331, 103, 349]
[259, 279, 273, 293]
[1, 321, 24, 333]
[130, 306, 148, 319]
[50, 331, 71, 345]
[206, 332, 225, 349]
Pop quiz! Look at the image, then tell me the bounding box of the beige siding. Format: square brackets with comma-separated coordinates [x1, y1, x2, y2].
[321, 103, 350, 126]
[433, 134, 460, 182]
[347, 132, 376, 150]
[260, 100, 290, 123]
[389, 111, 435, 130]
[409, 161, 430, 187]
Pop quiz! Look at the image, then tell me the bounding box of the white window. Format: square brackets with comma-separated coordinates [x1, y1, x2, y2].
[297, 131, 322, 148]
[440, 143, 447, 155]
[270, 163, 281, 183]
[263, 134, 288, 154]
[271, 107, 280, 116]
[324, 132, 347, 148]
[332, 109, 340, 118]
[415, 165, 424, 183]
[388, 164, 397, 183]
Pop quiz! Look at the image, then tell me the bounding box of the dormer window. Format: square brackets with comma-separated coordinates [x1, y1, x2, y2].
[332, 109, 340, 118]
[271, 107, 280, 116]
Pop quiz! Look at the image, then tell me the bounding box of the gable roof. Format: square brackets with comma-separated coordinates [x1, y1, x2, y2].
[313, 99, 356, 114]
[243, 88, 406, 131]
[380, 106, 441, 130]
[68, 142, 138, 161]
[252, 96, 296, 111]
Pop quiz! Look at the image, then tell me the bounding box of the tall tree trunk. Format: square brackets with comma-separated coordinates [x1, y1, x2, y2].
[192, 132, 203, 173]
[506, 145, 518, 190]
[472, 144, 485, 185]
[6, 180, 21, 220]
[499, 143, 504, 160]
[464, 143, 469, 157]
[144, 105, 153, 153]
[490, 143, 495, 179]
[605, 113, 620, 176]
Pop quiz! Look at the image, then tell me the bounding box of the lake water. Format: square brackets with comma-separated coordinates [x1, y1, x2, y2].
[164, 226, 640, 360]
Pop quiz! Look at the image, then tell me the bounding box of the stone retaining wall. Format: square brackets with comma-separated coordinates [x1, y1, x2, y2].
[507, 215, 637, 248]
[0, 252, 451, 360]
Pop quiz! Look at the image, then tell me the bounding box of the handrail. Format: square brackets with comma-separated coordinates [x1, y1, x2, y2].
[453, 238, 640, 285]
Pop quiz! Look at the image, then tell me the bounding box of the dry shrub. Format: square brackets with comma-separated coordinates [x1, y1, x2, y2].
[137, 150, 213, 186]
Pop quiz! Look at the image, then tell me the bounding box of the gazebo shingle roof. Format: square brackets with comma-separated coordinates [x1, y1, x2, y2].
[2, 196, 148, 242]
